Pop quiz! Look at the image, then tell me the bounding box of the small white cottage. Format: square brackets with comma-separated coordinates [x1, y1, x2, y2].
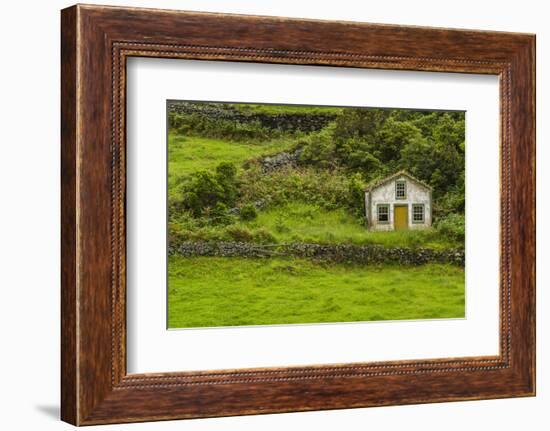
[364, 171, 432, 231]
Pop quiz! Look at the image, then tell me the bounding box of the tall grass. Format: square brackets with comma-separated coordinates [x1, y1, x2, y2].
[241, 202, 449, 248]
[169, 202, 459, 250]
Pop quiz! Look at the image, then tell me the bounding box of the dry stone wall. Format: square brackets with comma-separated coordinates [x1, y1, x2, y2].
[169, 241, 465, 266]
[168, 102, 336, 132]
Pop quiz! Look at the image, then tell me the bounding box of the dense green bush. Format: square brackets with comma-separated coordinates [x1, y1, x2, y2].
[239, 203, 258, 221]
[182, 171, 224, 217]
[224, 226, 255, 242]
[435, 213, 465, 242]
[178, 162, 239, 220]
[252, 227, 277, 244]
[215, 162, 238, 205]
[209, 202, 234, 226]
[432, 172, 465, 220]
[298, 123, 338, 169]
[346, 173, 367, 218]
[297, 109, 465, 202]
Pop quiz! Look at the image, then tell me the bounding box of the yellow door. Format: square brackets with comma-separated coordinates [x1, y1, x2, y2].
[394, 205, 408, 230]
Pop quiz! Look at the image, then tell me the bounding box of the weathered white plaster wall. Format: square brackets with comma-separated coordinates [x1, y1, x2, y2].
[367, 175, 432, 231]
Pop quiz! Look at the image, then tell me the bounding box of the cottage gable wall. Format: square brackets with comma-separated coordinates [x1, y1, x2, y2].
[367, 174, 432, 231]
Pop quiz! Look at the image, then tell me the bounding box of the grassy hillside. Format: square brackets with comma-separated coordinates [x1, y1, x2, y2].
[168, 133, 295, 179]
[168, 256, 465, 328]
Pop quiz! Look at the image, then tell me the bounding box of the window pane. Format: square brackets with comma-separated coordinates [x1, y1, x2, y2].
[413, 205, 424, 222]
[378, 205, 389, 222]
[396, 181, 406, 198]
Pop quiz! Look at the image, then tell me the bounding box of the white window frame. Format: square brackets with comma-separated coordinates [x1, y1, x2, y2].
[412, 203, 425, 224]
[377, 204, 390, 224]
[395, 180, 407, 200]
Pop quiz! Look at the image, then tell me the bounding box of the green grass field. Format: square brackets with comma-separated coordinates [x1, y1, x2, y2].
[168, 133, 295, 179]
[168, 256, 465, 328]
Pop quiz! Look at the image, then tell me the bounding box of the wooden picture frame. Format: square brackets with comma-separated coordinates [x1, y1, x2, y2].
[61, 4, 535, 425]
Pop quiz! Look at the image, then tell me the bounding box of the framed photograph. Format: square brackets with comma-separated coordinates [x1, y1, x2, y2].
[61, 4, 535, 425]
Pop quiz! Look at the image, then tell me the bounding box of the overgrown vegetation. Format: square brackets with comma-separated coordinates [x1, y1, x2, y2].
[170, 112, 290, 142]
[297, 108, 465, 206]
[169, 202, 456, 249]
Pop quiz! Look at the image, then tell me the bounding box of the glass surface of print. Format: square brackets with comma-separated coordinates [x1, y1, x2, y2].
[167, 101, 465, 329]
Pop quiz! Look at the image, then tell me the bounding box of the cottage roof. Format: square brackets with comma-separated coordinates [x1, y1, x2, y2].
[364, 170, 432, 192]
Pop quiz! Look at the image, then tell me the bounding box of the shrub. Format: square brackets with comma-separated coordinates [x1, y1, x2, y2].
[167, 224, 188, 249]
[168, 224, 217, 244]
[433, 180, 465, 220]
[347, 173, 366, 217]
[224, 226, 254, 242]
[181, 171, 224, 217]
[239, 165, 354, 213]
[274, 214, 290, 233]
[215, 162, 239, 205]
[435, 213, 465, 243]
[179, 162, 239, 217]
[298, 123, 337, 169]
[209, 202, 234, 226]
[239, 203, 258, 221]
[253, 228, 277, 244]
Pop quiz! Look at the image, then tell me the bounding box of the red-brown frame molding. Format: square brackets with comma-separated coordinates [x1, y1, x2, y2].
[61, 4, 535, 425]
